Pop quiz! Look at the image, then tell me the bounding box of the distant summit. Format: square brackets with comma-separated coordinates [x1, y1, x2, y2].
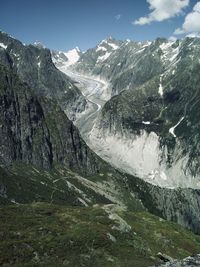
[33, 41, 46, 49]
[52, 46, 81, 68]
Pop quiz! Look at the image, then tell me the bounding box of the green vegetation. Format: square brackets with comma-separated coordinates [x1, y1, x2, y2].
[0, 203, 200, 267]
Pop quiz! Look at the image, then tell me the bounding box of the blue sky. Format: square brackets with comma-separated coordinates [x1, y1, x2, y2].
[0, 0, 198, 51]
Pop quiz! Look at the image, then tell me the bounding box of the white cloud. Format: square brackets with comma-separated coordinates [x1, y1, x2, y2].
[115, 14, 122, 21]
[133, 0, 190, 25]
[169, 36, 178, 42]
[174, 28, 185, 35]
[186, 32, 200, 38]
[174, 2, 200, 35]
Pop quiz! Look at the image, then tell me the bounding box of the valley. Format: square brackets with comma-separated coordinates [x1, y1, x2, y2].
[1, 29, 200, 267]
[59, 67, 110, 141]
[56, 36, 200, 190]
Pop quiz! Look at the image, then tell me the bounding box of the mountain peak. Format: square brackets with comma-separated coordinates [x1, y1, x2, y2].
[33, 41, 46, 49]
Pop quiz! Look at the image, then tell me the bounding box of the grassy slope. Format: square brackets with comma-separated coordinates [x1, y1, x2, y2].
[0, 203, 200, 267]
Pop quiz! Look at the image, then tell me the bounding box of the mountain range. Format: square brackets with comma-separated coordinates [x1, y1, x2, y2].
[1, 31, 200, 266]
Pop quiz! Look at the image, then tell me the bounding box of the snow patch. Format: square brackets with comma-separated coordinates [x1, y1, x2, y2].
[158, 74, 164, 96]
[33, 42, 46, 49]
[0, 42, 7, 49]
[160, 41, 180, 63]
[97, 52, 112, 63]
[96, 46, 107, 52]
[160, 42, 172, 52]
[169, 117, 184, 138]
[63, 47, 80, 67]
[13, 53, 20, 58]
[108, 43, 119, 50]
[135, 47, 146, 54]
[142, 121, 151, 125]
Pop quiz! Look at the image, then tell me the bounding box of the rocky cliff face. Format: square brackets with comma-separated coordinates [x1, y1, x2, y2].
[0, 31, 87, 121]
[127, 175, 200, 233]
[0, 64, 98, 174]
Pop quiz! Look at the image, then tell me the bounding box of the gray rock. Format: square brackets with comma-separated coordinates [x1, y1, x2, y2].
[152, 254, 200, 266]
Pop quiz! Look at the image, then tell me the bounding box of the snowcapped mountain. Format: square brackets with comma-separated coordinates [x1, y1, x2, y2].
[67, 37, 200, 189]
[0, 32, 88, 122]
[2, 31, 200, 266]
[33, 41, 46, 49]
[52, 46, 81, 68]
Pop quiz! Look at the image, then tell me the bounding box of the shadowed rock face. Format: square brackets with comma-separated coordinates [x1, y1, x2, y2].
[0, 31, 87, 121]
[0, 65, 98, 174]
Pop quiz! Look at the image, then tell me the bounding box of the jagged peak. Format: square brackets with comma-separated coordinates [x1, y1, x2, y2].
[33, 41, 46, 49]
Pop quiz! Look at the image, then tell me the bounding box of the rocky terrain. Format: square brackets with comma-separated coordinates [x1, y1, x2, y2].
[152, 254, 200, 267]
[0, 31, 87, 121]
[1, 31, 200, 266]
[72, 37, 200, 190]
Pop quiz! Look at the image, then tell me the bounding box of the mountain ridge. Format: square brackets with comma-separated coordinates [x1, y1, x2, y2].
[67, 36, 200, 189]
[1, 31, 200, 266]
